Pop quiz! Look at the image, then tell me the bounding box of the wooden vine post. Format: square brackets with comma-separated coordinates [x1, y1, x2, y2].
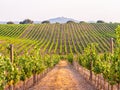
[10, 44, 14, 90]
[110, 38, 114, 90]
[89, 47, 93, 81]
[10, 44, 14, 63]
[89, 58, 93, 81]
[110, 38, 114, 54]
[33, 71, 36, 86]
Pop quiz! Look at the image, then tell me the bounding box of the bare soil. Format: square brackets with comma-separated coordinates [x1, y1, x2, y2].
[29, 60, 96, 90]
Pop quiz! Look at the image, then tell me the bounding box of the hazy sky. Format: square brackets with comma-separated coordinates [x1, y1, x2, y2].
[0, 0, 120, 22]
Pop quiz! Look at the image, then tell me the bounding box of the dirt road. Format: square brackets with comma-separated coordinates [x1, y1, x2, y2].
[29, 60, 96, 90]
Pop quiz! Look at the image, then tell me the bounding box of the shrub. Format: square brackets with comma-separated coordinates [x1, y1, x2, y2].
[7, 21, 14, 24]
[66, 20, 75, 24]
[19, 19, 33, 24]
[97, 20, 105, 23]
[41, 21, 50, 24]
[67, 53, 73, 64]
[79, 21, 86, 23]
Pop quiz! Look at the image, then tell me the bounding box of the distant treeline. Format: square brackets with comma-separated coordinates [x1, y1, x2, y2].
[6, 19, 117, 24]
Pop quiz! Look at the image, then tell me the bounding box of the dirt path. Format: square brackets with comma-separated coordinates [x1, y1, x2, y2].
[29, 60, 96, 90]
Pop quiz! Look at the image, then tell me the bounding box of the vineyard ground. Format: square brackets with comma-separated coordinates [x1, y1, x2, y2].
[0, 40, 5, 43]
[29, 60, 96, 90]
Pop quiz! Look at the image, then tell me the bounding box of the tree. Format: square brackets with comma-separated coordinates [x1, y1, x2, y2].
[55, 22, 60, 24]
[41, 21, 50, 24]
[79, 21, 86, 23]
[19, 22, 23, 24]
[66, 20, 75, 24]
[97, 20, 105, 23]
[7, 21, 14, 24]
[19, 19, 33, 24]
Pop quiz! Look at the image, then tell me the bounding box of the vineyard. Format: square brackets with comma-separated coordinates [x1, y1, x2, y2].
[0, 23, 120, 90]
[0, 23, 118, 55]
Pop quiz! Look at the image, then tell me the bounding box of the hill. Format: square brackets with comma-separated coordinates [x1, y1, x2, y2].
[48, 17, 79, 23]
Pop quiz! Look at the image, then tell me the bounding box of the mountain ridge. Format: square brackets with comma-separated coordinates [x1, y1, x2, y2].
[48, 17, 79, 23]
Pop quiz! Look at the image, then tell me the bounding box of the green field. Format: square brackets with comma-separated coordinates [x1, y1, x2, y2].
[0, 23, 118, 55]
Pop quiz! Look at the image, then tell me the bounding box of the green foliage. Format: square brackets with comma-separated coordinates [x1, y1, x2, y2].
[0, 23, 119, 89]
[7, 21, 14, 24]
[60, 55, 67, 60]
[19, 19, 33, 24]
[0, 48, 60, 89]
[77, 25, 120, 85]
[0, 23, 118, 55]
[66, 21, 75, 24]
[83, 43, 98, 70]
[0, 24, 28, 38]
[115, 25, 120, 48]
[97, 20, 105, 23]
[67, 53, 73, 64]
[41, 21, 50, 24]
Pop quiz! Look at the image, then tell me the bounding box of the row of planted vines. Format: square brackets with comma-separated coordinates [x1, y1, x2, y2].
[0, 46, 60, 89]
[74, 26, 120, 90]
[0, 23, 118, 55]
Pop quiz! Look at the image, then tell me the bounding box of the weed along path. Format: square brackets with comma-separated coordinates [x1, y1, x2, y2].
[29, 60, 96, 90]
